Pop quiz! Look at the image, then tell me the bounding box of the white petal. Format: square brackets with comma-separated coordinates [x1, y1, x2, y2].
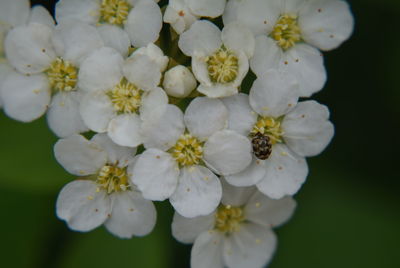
[282, 100, 334, 157]
[55, 0, 100, 25]
[249, 69, 299, 117]
[222, 0, 240, 25]
[250, 35, 283, 77]
[0, 0, 30, 27]
[191, 231, 224, 268]
[139, 87, 168, 125]
[142, 104, 184, 151]
[80, 91, 116, 132]
[98, 25, 131, 58]
[204, 130, 252, 176]
[184, 97, 228, 140]
[220, 178, 256, 207]
[104, 191, 156, 238]
[171, 212, 215, 244]
[5, 23, 55, 74]
[257, 144, 308, 199]
[107, 113, 143, 147]
[299, 0, 354, 51]
[56, 180, 111, 232]
[78, 47, 124, 92]
[0, 72, 50, 122]
[186, 0, 226, 18]
[91, 133, 137, 167]
[221, 93, 257, 136]
[222, 22, 255, 58]
[164, 0, 199, 35]
[130, 149, 179, 201]
[52, 21, 103, 66]
[197, 83, 238, 99]
[178, 20, 222, 57]
[47, 92, 89, 138]
[170, 166, 222, 218]
[131, 43, 169, 72]
[224, 157, 267, 187]
[222, 223, 277, 268]
[29, 5, 55, 27]
[125, 0, 162, 47]
[54, 134, 107, 176]
[123, 54, 161, 91]
[245, 193, 296, 228]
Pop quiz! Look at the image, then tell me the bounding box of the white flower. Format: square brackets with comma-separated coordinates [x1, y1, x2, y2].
[78, 46, 167, 148]
[224, 0, 354, 96]
[131, 43, 169, 72]
[55, 0, 162, 48]
[222, 69, 334, 199]
[179, 20, 255, 98]
[1, 20, 103, 137]
[172, 181, 296, 268]
[163, 65, 197, 98]
[55, 133, 156, 238]
[130, 97, 253, 217]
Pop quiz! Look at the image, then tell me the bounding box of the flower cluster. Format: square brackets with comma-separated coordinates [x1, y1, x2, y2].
[0, 0, 353, 267]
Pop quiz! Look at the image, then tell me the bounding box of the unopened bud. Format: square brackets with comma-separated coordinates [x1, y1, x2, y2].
[163, 65, 197, 98]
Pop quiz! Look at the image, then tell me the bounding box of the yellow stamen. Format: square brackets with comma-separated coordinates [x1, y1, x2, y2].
[215, 205, 245, 234]
[47, 58, 78, 93]
[251, 117, 284, 144]
[171, 134, 203, 167]
[271, 14, 301, 50]
[108, 79, 142, 114]
[96, 165, 129, 194]
[100, 0, 131, 26]
[206, 47, 239, 84]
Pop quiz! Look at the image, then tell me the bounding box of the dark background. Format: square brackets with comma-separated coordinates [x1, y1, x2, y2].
[0, 0, 399, 267]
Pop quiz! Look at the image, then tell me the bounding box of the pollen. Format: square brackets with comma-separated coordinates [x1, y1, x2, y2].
[171, 134, 203, 167]
[206, 46, 239, 84]
[251, 117, 284, 145]
[215, 205, 245, 234]
[100, 0, 131, 26]
[271, 14, 302, 50]
[47, 58, 78, 93]
[108, 78, 142, 114]
[96, 164, 130, 194]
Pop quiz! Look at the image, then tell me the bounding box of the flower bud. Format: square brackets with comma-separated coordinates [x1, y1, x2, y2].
[131, 43, 169, 72]
[163, 65, 197, 98]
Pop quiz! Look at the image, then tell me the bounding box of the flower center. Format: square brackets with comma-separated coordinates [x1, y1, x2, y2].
[96, 165, 129, 194]
[206, 47, 239, 84]
[100, 0, 131, 26]
[108, 79, 142, 114]
[271, 14, 301, 50]
[171, 134, 203, 167]
[47, 58, 78, 93]
[215, 205, 245, 234]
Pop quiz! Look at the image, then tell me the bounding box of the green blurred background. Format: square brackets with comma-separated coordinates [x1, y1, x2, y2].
[1, 0, 399, 267]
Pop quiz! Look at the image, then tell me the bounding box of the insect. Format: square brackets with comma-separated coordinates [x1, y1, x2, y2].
[251, 133, 272, 160]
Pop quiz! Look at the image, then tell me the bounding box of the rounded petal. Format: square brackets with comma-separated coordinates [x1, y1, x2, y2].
[172, 212, 215, 244]
[221, 93, 257, 136]
[104, 191, 156, 238]
[131, 43, 169, 72]
[52, 21, 104, 66]
[256, 144, 308, 199]
[55, 0, 100, 25]
[282, 100, 334, 157]
[299, 0, 354, 51]
[123, 54, 161, 91]
[125, 0, 162, 47]
[80, 91, 116, 133]
[47, 92, 89, 138]
[179, 20, 222, 57]
[222, 223, 277, 268]
[249, 69, 300, 117]
[142, 104, 184, 151]
[139, 87, 168, 125]
[191, 231, 224, 268]
[54, 134, 107, 176]
[250, 35, 283, 77]
[220, 178, 256, 207]
[56, 180, 111, 232]
[222, 0, 240, 25]
[98, 25, 131, 58]
[29, 5, 55, 27]
[107, 113, 143, 147]
[204, 130, 252, 176]
[184, 97, 228, 140]
[78, 47, 124, 92]
[224, 157, 267, 187]
[170, 166, 222, 218]
[130, 149, 179, 201]
[222, 22, 255, 58]
[245, 193, 296, 228]
[197, 83, 238, 99]
[5, 23, 55, 74]
[0, 0, 30, 27]
[187, 0, 226, 18]
[0, 72, 51, 122]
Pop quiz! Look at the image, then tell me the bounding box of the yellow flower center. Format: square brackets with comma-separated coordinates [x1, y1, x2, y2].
[47, 58, 78, 93]
[171, 134, 203, 167]
[251, 117, 284, 145]
[100, 0, 131, 26]
[108, 79, 142, 114]
[96, 165, 129, 194]
[206, 47, 239, 84]
[215, 205, 245, 234]
[271, 14, 301, 50]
